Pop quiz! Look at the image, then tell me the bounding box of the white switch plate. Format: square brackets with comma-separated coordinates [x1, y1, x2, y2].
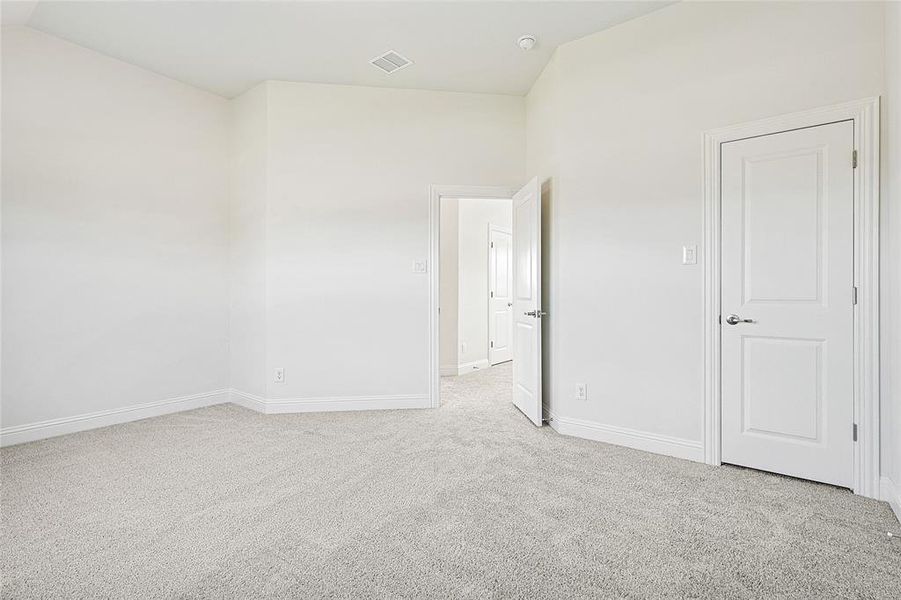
[274, 368, 285, 383]
[682, 245, 698, 265]
[575, 383, 587, 401]
[412, 259, 428, 273]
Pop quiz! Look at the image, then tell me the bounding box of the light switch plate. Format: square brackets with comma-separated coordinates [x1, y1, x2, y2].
[274, 368, 285, 384]
[682, 245, 698, 265]
[412, 259, 428, 273]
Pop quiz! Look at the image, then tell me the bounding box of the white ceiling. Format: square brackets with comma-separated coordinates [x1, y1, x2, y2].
[2, 1, 672, 98]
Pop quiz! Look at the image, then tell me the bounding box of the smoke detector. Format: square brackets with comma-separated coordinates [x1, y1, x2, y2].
[369, 50, 413, 74]
[517, 35, 537, 51]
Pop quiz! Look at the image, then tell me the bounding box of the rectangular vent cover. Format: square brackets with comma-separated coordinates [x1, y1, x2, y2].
[370, 50, 413, 74]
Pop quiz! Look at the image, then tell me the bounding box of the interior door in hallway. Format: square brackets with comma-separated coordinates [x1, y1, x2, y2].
[489, 225, 513, 365]
[720, 120, 854, 488]
[512, 177, 543, 426]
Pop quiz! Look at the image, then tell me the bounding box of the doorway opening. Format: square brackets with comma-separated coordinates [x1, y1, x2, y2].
[437, 196, 514, 407]
[428, 181, 544, 424]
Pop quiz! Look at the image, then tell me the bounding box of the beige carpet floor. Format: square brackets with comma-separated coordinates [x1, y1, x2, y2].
[2, 363, 900, 599]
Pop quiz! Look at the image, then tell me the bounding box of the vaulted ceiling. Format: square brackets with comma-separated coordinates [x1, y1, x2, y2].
[1, 1, 672, 98]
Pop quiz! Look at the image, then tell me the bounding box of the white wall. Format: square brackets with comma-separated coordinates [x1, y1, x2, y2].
[457, 198, 512, 368]
[439, 198, 459, 373]
[882, 1, 901, 515]
[235, 81, 524, 400]
[527, 2, 884, 453]
[229, 83, 268, 397]
[1, 27, 230, 430]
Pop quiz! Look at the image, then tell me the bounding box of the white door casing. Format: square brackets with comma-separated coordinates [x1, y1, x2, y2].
[704, 98, 880, 499]
[512, 177, 542, 426]
[720, 121, 854, 488]
[489, 225, 513, 365]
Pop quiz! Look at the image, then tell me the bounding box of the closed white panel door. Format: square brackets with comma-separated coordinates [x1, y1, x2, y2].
[721, 121, 854, 488]
[489, 225, 513, 365]
[512, 177, 542, 426]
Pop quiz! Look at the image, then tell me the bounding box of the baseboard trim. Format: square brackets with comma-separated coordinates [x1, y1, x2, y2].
[439, 360, 491, 377]
[547, 410, 704, 463]
[0, 389, 230, 447]
[229, 389, 431, 414]
[229, 389, 268, 412]
[454, 359, 491, 376]
[1, 387, 433, 447]
[880, 476, 901, 524]
[459, 359, 490, 372]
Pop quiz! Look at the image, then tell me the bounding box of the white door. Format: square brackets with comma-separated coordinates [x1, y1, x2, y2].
[721, 121, 854, 488]
[512, 177, 542, 426]
[489, 225, 513, 365]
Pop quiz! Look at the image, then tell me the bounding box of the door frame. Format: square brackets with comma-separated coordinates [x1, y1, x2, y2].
[488, 223, 513, 366]
[429, 185, 518, 408]
[702, 97, 881, 498]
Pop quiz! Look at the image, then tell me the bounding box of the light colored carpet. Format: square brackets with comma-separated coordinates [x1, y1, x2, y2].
[2, 363, 899, 599]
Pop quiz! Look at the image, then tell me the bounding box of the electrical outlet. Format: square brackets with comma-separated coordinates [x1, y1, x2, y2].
[682, 244, 698, 265]
[274, 368, 285, 384]
[575, 383, 588, 401]
[412, 259, 428, 273]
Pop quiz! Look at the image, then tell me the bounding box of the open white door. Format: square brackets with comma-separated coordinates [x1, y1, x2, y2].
[512, 177, 542, 426]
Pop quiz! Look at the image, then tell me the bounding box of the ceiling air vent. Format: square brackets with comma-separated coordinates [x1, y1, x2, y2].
[369, 50, 413, 74]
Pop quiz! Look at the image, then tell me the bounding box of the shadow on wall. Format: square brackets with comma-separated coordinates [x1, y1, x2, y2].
[540, 177, 555, 416]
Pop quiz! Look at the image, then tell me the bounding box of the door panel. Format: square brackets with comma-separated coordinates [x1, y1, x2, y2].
[512, 177, 542, 426]
[721, 121, 853, 488]
[742, 336, 823, 442]
[489, 226, 513, 365]
[743, 150, 823, 303]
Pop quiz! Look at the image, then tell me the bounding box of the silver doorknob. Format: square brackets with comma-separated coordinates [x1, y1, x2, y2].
[524, 310, 548, 318]
[725, 314, 753, 325]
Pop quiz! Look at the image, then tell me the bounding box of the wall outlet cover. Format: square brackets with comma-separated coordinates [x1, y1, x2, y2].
[575, 383, 587, 401]
[274, 368, 285, 383]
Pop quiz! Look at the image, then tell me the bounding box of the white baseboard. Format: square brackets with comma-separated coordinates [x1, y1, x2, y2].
[440, 360, 490, 377]
[547, 410, 704, 463]
[0, 389, 230, 447]
[229, 389, 430, 414]
[229, 389, 268, 412]
[880, 476, 901, 524]
[1, 387, 432, 447]
[459, 359, 490, 373]
[442, 359, 491, 376]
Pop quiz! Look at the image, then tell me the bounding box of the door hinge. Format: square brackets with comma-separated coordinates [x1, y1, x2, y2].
[852, 286, 858, 305]
[490, 241, 494, 248]
[853, 423, 858, 442]
[490, 291, 494, 298]
[718, 314, 722, 325]
[490, 341, 494, 348]
[852, 150, 858, 169]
